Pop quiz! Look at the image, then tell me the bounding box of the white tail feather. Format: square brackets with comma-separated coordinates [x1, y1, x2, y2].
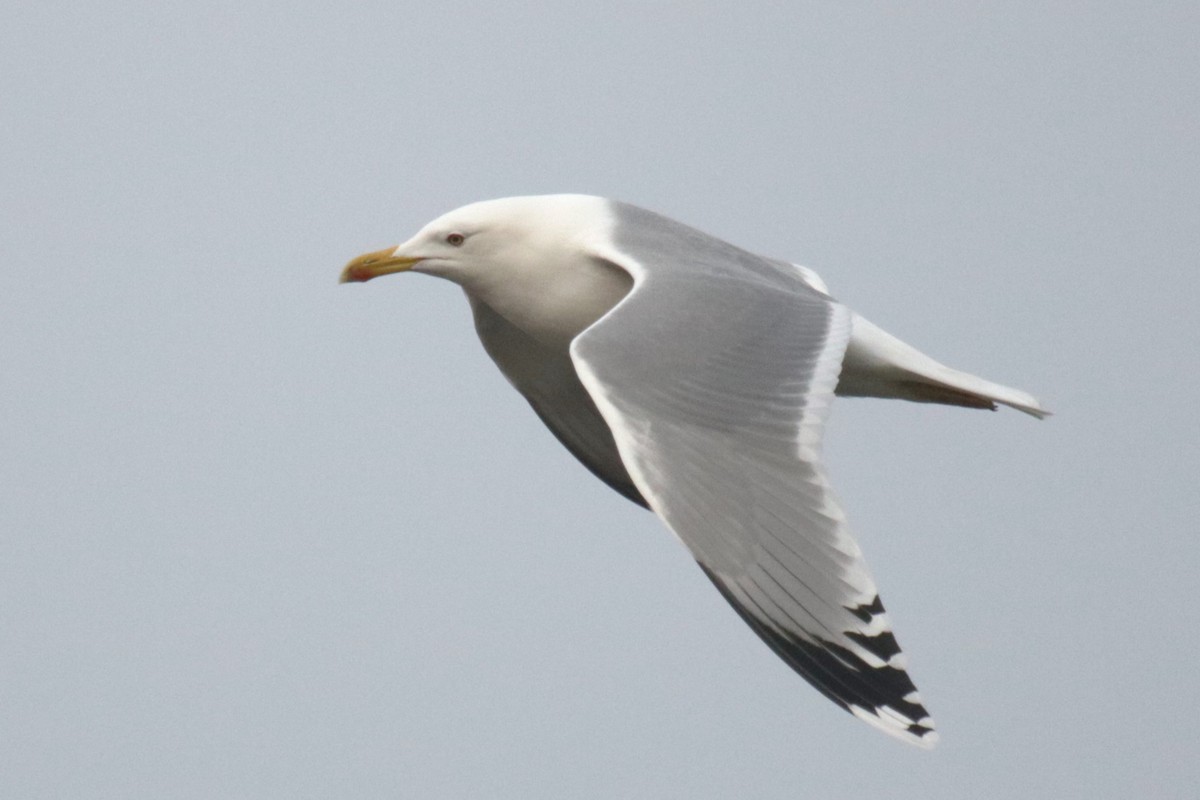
[837, 314, 1048, 419]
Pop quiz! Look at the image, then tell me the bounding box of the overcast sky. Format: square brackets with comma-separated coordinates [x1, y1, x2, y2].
[3, 3, 1198, 798]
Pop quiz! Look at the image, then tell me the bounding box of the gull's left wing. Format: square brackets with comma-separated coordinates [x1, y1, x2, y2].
[568, 202, 937, 746]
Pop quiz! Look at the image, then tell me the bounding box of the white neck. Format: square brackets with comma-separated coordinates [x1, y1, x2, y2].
[463, 252, 633, 349]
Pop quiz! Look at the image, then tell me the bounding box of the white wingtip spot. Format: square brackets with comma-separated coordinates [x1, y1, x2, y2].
[849, 705, 938, 749]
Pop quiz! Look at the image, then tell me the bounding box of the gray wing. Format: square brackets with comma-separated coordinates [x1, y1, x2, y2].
[570, 204, 937, 747]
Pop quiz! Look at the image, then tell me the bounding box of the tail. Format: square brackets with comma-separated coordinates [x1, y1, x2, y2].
[835, 313, 1049, 419]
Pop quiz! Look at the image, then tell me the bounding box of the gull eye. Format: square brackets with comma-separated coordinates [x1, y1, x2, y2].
[446, 232, 465, 246]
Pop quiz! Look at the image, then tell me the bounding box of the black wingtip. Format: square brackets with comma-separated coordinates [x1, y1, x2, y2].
[698, 565, 936, 746]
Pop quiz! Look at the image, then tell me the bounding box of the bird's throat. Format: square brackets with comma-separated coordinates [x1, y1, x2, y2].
[466, 256, 634, 349]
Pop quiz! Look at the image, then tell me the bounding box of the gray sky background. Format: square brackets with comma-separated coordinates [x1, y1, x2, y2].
[3, 3, 1197, 798]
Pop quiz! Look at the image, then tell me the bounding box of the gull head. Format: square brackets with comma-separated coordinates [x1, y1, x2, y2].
[339, 194, 613, 290]
[339, 194, 632, 346]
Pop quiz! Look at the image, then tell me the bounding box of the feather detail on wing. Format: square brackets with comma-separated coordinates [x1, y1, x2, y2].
[568, 203, 937, 746]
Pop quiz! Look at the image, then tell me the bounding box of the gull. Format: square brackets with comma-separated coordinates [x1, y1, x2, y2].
[341, 195, 1047, 747]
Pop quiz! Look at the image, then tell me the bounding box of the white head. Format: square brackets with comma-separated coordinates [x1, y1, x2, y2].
[340, 194, 633, 345]
[339, 194, 612, 291]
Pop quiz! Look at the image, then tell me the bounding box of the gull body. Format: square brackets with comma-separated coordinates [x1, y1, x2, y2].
[341, 194, 1046, 747]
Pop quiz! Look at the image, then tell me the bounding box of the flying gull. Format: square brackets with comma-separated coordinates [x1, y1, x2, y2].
[340, 195, 1047, 748]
